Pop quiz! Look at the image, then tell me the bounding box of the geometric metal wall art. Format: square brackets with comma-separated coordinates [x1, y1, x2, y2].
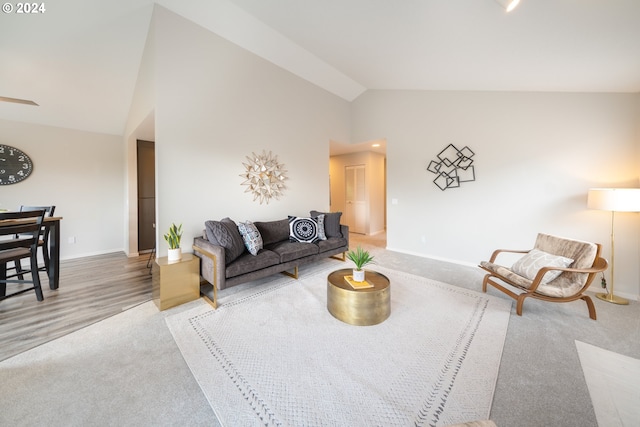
[240, 150, 288, 204]
[427, 144, 476, 191]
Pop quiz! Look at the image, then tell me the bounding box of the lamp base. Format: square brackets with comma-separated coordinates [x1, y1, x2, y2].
[596, 292, 629, 305]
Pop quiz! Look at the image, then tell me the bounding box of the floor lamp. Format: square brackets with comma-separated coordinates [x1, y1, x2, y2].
[587, 188, 640, 305]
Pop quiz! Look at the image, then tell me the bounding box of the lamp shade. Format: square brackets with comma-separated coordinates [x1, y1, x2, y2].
[587, 188, 640, 212]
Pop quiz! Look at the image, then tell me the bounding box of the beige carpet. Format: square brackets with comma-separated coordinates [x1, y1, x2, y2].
[576, 340, 640, 427]
[166, 265, 511, 426]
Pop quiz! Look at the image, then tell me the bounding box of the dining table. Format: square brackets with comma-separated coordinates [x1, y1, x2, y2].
[0, 215, 63, 290]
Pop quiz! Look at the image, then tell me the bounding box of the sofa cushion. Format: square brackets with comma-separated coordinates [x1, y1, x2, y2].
[288, 215, 325, 243]
[310, 210, 342, 238]
[267, 241, 320, 263]
[238, 221, 263, 256]
[204, 218, 245, 264]
[511, 248, 574, 284]
[255, 218, 290, 246]
[316, 236, 348, 253]
[225, 250, 280, 278]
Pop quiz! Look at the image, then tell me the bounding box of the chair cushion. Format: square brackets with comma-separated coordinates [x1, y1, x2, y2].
[237, 221, 263, 256]
[204, 218, 245, 264]
[480, 261, 533, 289]
[511, 249, 574, 284]
[533, 233, 598, 296]
[310, 210, 343, 238]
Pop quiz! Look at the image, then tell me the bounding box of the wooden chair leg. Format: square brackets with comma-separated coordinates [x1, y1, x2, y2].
[515, 295, 526, 316]
[581, 295, 597, 320]
[0, 261, 6, 299]
[14, 259, 25, 280]
[31, 253, 44, 301]
[41, 244, 51, 275]
[482, 275, 489, 292]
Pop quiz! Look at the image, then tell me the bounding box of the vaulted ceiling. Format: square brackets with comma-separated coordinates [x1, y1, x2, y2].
[1, 0, 639, 136]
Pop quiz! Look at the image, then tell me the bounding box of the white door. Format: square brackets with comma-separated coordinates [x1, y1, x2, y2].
[345, 165, 366, 234]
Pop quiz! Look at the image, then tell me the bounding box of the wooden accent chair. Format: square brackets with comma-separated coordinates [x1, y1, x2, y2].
[12, 205, 56, 280]
[479, 233, 608, 320]
[1, 209, 47, 302]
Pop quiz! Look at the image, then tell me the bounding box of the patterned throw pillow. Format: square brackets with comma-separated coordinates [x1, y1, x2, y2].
[511, 249, 574, 284]
[237, 221, 263, 256]
[288, 215, 325, 243]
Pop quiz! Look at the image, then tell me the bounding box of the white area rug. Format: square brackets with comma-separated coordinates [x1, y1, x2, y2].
[576, 340, 640, 427]
[166, 266, 511, 427]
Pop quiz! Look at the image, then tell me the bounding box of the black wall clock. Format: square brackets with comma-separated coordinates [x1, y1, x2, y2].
[0, 144, 34, 185]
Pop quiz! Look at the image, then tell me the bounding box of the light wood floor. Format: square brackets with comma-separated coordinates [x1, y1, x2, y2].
[0, 252, 152, 362]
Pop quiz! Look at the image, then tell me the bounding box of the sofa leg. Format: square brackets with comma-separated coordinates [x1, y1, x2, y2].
[199, 278, 218, 309]
[281, 266, 299, 279]
[202, 293, 218, 309]
[330, 252, 346, 262]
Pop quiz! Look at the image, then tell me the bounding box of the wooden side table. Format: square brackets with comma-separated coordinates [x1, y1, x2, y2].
[152, 253, 200, 310]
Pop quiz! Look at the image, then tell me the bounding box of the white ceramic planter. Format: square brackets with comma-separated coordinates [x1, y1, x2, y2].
[168, 248, 182, 262]
[353, 269, 365, 282]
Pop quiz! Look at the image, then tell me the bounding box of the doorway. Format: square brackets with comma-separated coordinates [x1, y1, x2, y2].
[137, 140, 155, 252]
[345, 165, 367, 234]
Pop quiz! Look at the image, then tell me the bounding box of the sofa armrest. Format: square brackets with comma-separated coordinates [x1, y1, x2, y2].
[340, 224, 349, 243]
[193, 237, 226, 293]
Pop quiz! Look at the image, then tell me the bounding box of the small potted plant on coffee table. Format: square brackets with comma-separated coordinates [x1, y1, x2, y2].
[346, 246, 375, 282]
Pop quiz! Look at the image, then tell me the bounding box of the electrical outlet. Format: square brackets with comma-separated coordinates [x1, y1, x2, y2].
[68, 236, 76, 244]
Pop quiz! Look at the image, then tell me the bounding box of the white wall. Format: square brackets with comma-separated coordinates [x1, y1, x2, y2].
[124, 12, 156, 256]
[0, 118, 125, 259]
[152, 7, 351, 256]
[352, 90, 640, 299]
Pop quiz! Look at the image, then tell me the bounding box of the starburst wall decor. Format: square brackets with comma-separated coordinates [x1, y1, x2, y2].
[240, 150, 288, 204]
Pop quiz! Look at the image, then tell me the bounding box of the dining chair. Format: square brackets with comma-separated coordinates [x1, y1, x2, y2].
[11, 205, 56, 280]
[1, 209, 47, 302]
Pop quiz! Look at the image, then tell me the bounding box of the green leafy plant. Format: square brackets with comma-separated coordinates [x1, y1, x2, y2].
[164, 223, 183, 249]
[346, 246, 375, 271]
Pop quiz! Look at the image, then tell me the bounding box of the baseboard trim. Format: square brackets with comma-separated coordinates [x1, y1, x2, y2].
[384, 246, 479, 269]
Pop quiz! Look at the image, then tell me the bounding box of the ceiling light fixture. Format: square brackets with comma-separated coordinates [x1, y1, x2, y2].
[495, 0, 521, 12]
[0, 96, 39, 106]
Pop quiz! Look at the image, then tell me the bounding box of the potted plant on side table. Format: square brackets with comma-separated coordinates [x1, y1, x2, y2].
[346, 246, 375, 282]
[164, 223, 183, 262]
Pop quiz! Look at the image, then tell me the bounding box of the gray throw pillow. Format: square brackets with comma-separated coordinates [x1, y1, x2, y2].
[255, 218, 290, 246]
[310, 210, 342, 238]
[204, 217, 245, 264]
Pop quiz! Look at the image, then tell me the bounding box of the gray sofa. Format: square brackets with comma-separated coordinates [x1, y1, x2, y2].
[193, 212, 348, 307]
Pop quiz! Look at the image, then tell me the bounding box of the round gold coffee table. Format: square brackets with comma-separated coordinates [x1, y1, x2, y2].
[327, 269, 390, 326]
